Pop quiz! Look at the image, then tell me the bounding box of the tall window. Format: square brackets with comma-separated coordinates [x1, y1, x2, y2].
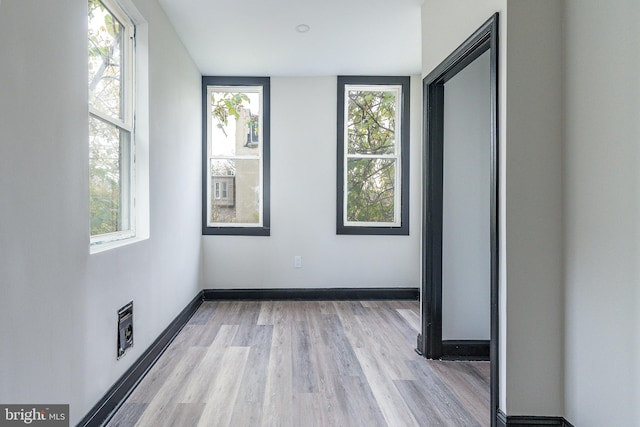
[88, 0, 136, 244]
[337, 76, 410, 235]
[202, 77, 270, 236]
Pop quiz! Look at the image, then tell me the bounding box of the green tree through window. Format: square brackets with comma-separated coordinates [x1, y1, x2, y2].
[347, 90, 397, 222]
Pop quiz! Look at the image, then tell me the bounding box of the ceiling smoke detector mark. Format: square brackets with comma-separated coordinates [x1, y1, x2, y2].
[295, 24, 310, 33]
[117, 301, 134, 359]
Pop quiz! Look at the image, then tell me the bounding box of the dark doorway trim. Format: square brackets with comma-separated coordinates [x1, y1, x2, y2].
[441, 340, 490, 361]
[419, 13, 499, 427]
[497, 410, 575, 427]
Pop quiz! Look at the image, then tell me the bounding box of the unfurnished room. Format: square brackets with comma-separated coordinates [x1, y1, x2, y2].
[0, 0, 639, 426]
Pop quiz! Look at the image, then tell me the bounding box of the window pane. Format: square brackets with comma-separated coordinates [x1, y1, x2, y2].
[210, 91, 261, 157]
[209, 159, 260, 225]
[347, 158, 396, 223]
[89, 115, 130, 235]
[88, 0, 124, 120]
[347, 89, 396, 155]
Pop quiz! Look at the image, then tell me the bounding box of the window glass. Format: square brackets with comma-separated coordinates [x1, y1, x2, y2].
[347, 157, 396, 223]
[88, 0, 125, 120]
[347, 89, 397, 156]
[89, 116, 131, 234]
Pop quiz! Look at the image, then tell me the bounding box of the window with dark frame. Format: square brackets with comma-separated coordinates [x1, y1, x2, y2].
[337, 76, 410, 235]
[202, 76, 270, 236]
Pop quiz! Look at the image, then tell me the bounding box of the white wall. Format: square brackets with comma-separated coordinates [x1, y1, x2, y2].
[563, 0, 640, 425]
[423, 0, 564, 417]
[202, 76, 422, 289]
[0, 0, 202, 424]
[421, 1, 506, 79]
[442, 51, 491, 341]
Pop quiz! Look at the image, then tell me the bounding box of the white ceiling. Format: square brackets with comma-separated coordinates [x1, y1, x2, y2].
[157, 0, 423, 76]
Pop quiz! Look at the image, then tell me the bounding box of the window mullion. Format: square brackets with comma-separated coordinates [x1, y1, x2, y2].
[210, 155, 262, 160]
[346, 153, 399, 159]
[89, 107, 133, 133]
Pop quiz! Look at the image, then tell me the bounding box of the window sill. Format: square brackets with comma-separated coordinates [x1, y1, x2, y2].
[202, 226, 270, 236]
[337, 225, 409, 235]
[90, 233, 149, 254]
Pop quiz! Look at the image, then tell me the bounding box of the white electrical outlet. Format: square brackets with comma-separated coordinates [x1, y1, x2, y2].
[294, 256, 302, 268]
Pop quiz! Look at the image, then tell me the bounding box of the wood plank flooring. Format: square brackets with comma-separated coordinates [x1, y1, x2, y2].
[107, 301, 489, 427]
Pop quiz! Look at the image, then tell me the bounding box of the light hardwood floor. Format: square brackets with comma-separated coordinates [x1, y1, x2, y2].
[107, 300, 489, 427]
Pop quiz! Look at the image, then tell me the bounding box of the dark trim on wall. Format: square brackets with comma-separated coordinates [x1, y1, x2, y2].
[336, 75, 410, 236]
[203, 287, 419, 301]
[77, 292, 203, 427]
[421, 11, 498, 357]
[497, 410, 574, 427]
[487, 16, 501, 427]
[441, 340, 490, 360]
[420, 13, 500, 427]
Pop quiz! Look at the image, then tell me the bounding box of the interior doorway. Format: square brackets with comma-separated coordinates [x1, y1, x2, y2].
[417, 14, 499, 426]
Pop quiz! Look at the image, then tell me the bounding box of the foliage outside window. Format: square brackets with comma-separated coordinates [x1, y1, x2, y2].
[337, 76, 410, 235]
[202, 77, 270, 235]
[88, 0, 136, 245]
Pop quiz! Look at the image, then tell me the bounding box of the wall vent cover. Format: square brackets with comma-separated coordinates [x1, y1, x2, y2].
[117, 301, 133, 359]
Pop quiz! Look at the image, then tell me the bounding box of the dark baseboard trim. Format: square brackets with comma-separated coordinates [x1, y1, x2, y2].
[202, 287, 419, 301]
[77, 287, 417, 425]
[441, 340, 490, 361]
[77, 292, 203, 427]
[497, 410, 574, 427]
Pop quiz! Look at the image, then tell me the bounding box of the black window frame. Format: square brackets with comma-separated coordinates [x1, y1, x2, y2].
[202, 76, 270, 236]
[336, 75, 410, 235]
